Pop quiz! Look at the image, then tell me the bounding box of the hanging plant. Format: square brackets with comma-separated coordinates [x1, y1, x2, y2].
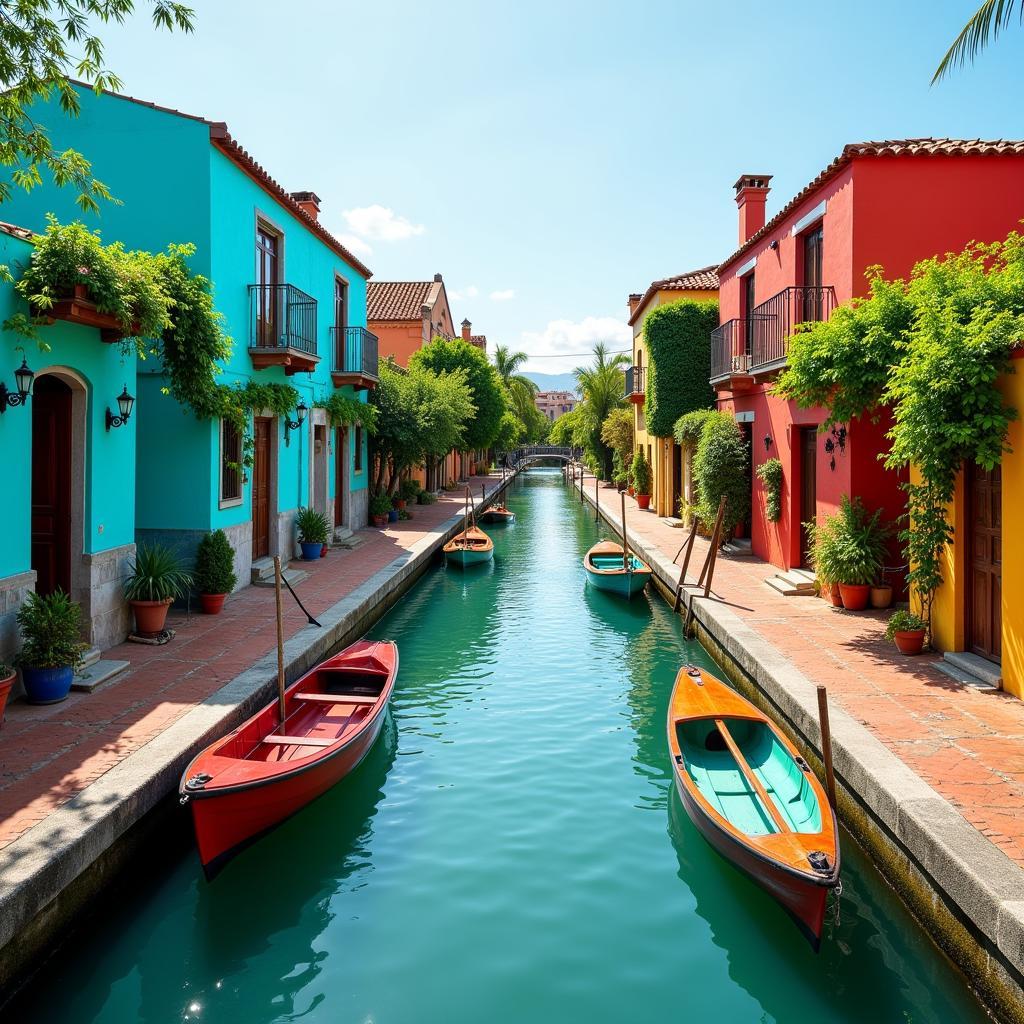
[756, 457, 783, 522]
[315, 392, 378, 432]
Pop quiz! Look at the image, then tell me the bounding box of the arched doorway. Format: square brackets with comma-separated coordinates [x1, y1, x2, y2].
[32, 375, 73, 595]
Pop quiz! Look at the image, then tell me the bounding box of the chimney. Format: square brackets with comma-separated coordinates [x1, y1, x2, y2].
[733, 174, 772, 245]
[290, 191, 321, 222]
[461, 318, 472, 342]
[628, 293, 642, 316]
[434, 272, 443, 283]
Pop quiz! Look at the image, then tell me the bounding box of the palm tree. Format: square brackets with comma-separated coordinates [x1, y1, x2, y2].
[494, 344, 541, 439]
[574, 342, 629, 479]
[934, 1, 1024, 82]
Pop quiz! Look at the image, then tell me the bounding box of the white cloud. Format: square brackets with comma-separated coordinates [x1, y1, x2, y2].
[342, 204, 425, 242]
[490, 288, 515, 301]
[449, 285, 479, 302]
[339, 233, 373, 258]
[519, 316, 632, 372]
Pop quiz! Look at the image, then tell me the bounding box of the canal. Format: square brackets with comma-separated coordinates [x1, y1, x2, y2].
[5, 469, 987, 1023]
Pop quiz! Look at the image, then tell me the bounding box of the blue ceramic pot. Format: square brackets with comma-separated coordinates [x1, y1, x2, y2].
[388, 508, 399, 523]
[21, 665, 74, 705]
[300, 541, 323, 561]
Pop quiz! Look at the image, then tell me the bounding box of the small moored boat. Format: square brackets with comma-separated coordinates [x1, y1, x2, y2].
[443, 524, 494, 567]
[181, 638, 398, 877]
[583, 539, 651, 598]
[480, 503, 515, 525]
[667, 665, 840, 950]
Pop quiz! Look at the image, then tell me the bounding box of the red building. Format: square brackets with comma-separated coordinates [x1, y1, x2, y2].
[713, 139, 1024, 574]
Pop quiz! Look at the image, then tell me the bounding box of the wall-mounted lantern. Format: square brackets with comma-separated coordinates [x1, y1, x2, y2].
[0, 357, 35, 414]
[284, 400, 308, 446]
[105, 384, 135, 431]
[763, 435, 773, 451]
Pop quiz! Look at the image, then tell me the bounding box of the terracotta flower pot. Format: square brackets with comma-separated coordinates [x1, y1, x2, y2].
[372, 514, 388, 527]
[824, 582, 843, 607]
[199, 593, 227, 615]
[131, 598, 172, 636]
[838, 583, 870, 611]
[636, 494, 651, 510]
[870, 584, 893, 609]
[0, 670, 14, 726]
[627, 487, 635, 497]
[893, 629, 926, 655]
[320, 543, 328, 558]
[395, 499, 407, 510]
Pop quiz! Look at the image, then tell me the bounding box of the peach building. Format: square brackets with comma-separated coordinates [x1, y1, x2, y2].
[536, 391, 576, 422]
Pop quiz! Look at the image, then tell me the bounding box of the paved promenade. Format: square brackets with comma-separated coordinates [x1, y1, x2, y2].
[579, 474, 1024, 865]
[0, 475, 500, 851]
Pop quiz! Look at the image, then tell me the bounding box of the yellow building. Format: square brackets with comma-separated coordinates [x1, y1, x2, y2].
[927, 364, 1022, 698]
[627, 267, 719, 518]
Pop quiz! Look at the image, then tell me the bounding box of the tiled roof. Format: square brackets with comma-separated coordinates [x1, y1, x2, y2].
[470, 334, 487, 347]
[628, 265, 720, 326]
[367, 281, 434, 321]
[718, 138, 1024, 275]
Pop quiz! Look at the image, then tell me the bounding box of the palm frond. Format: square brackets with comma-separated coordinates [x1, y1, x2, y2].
[933, 0, 1024, 82]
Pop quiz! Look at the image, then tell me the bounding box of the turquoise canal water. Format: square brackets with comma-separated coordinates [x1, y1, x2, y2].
[6, 470, 987, 1023]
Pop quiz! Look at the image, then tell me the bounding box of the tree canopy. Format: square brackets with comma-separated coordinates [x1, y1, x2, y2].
[574, 342, 628, 477]
[493, 344, 547, 444]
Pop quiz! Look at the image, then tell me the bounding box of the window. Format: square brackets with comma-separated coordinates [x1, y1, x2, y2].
[255, 223, 280, 347]
[742, 272, 756, 354]
[801, 226, 824, 321]
[220, 419, 243, 505]
[334, 277, 348, 368]
[354, 425, 364, 472]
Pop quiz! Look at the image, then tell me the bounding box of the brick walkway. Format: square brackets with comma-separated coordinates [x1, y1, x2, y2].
[0, 476, 500, 851]
[584, 475, 1024, 865]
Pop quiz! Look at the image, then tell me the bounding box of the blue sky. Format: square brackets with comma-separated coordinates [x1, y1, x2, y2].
[94, 0, 1023, 371]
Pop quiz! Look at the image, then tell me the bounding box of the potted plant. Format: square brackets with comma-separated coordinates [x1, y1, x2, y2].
[397, 478, 421, 511]
[0, 662, 15, 725]
[387, 497, 400, 523]
[626, 468, 635, 497]
[125, 543, 193, 636]
[870, 581, 893, 609]
[194, 529, 237, 615]
[886, 609, 928, 655]
[14, 591, 88, 705]
[832, 496, 888, 611]
[417, 490, 438, 506]
[370, 493, 392, 527]
[804, 517, 843, 607]
[295, 507, 330, 560]
[631, 449, 652, 510]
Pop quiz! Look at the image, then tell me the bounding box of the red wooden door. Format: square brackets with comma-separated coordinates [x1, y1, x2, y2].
[32, 376, 73, 595]
[252, 417, 272, 560]
[335, 427, 345, 524]
[968, 462, 1001, 662]
[799, 428, 817, 568]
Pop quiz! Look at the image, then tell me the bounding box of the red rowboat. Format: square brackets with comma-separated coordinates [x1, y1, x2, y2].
[667, 665, 840, 950]
[180, 638, 399, 877]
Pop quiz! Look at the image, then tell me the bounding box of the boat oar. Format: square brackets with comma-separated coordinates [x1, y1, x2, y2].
[273, 555, 287, 727]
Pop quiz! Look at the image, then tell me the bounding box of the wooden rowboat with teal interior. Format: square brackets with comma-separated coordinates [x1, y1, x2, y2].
[443, 525, 494, 568]
[480, 503, 515, 525]
[667, 664, 841, 950]
[583, 540, 651, 598]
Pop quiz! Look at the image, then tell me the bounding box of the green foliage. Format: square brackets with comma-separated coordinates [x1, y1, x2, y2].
[600, 407, 634, 466]
[123, 542, 193, 602]
[315, 392, 377, 432]
[885, 609, 928, 640]
[673, 409, 715, 447]
[398, 507, 412, 521]
[574, 342, 629, 477]
[493, 345, 546, 444]
[691, 412, 750, 536]
[933, 0, 1024, 82]
[417, 490, 438, 505]
[548, 407, 586, 448]
[410, 337, 506, 451]
[294, 507, 330, 545]
[493, 409, 525, 451]
[644, 299, 719, 437]
[806, 495, 888, 586]
[369, 493, 393, 517]
[631, 448, 652, 494]
[756, 457, 784, 522]
[15, 590, 87, 671]
[399, 478, 422, 501]
[194, 530, 237, 595]
[0, 1, 193, 213]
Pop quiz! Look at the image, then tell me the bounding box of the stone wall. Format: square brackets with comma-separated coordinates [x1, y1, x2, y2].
[79, 543, 135, 650]
[0, 570, 36, 665]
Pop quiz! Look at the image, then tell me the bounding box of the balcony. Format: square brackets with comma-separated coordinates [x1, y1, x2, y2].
[331, 326, 379, 390]
[748, 285, 836, 372]
[624, 365, 646, 404]
[248, 284, 319, 374]
[710, 319, 754, 391]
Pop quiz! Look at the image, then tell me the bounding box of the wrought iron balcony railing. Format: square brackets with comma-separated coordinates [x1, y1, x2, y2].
[749, 285, 835, 370]
[624, 365, 646, 399]
[331, 326, 379, 383]
[710, 319, 752, 380]
[248, 283, 318, 356]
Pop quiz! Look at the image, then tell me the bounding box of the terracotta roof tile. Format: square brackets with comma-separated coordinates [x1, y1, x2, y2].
[718, 138, 1024, 275]
[367, 281, 434, 321]
[628, 265, 720, 325]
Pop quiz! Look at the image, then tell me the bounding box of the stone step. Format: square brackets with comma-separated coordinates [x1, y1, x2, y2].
[72, 659, 130, 693]
[332, 526, 354, 544]
[765, 574, 818, 597]
[942, 651, 1002, 690]
[251, 567, 309, 590]
[721, 538, 753, 557]
[776, 569, 817, 590]
[80, 646, 102, 669]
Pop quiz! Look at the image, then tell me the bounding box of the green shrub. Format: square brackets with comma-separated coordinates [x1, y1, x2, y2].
[194, 530, 237, 595]
[885, 609, 927, 640]
[673, 409, 715, 448]
[124, 543, 193, 602]
[756, 457, 784, 522]
[417, 490, 438, 505]
[400, 478, 422, 502]
[369, 493, 394, 517]
[806, 495, 888, 586]
[15, 590, 87, 671]
[631, 449, 652, 494]
[295, 507, 330, 544]
[691, 412, 750, 535]
[644, 299, 719, 437]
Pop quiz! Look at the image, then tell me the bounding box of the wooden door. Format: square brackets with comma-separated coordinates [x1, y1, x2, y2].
[968, 462, 1002, 662]
[736, 422, 753, 539]
[335, 427, 346, 525]
[256, 226, 279, 347]
[802, 226, 824, 322]
[671, 443, 682, 519]
[252, 417, 272, 560]
[31, 376, 73, 595]
[799, 428, 817, 568]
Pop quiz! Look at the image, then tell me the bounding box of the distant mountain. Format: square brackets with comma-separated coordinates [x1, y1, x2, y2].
[525, 371, 578, 395]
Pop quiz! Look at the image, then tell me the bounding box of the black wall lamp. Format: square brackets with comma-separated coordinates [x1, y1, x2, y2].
[823, 424, 847, 471]
[284, 400, 308, 445]
[763, 435, 773, 451]
[105, 384, 135, 430]
[0, 357, 35, 414]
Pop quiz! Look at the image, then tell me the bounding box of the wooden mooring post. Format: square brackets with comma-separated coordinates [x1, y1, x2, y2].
[817, 685, 837, 810]
[672, 518, 700, 613]
[683, 495, 727, 635]
[595, 475, 600, 521]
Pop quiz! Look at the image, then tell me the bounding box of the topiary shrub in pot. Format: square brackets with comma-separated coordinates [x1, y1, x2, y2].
[124, 543, 194, 637]
[886, 609, 927, 655]
[194, 530, 238, 615]
[15, 591, 88, 704]
[0, 661, 16, 724]
[631, 449, 652, 510]
[295, 507, 330, 560]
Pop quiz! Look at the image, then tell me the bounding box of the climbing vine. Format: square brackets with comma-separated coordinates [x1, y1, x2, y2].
[755, 457, 783, 522]
[315, 392, 377, 432]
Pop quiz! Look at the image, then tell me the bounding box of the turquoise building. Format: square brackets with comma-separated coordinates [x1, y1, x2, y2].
[0, 87, 376, 653]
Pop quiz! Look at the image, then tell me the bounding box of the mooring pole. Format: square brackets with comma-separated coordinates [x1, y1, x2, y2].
[273, 556, 287, 726]
[621, 490, 629, 571]
[580, 464, 584, 503]
[595, 475, 600, 521]
[817, 685, 837, 810]
[673, 518, 699, 613]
